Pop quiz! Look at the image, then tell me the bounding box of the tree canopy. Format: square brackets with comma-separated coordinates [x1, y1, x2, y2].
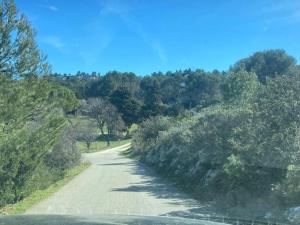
[0, 0, 49, 79]
[0, 0, 79, 206]
[231, 49, 297, 83]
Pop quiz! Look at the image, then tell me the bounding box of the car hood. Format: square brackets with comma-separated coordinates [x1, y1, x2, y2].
[0, 214, 228, 225]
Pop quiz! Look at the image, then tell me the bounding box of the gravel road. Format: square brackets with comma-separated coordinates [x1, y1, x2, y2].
[26, 144, 215, 218]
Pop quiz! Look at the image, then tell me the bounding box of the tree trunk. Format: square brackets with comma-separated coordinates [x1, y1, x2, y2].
[125, 129, 130, 138]
[86, 142, 91, 151]
[100, 126, 104, 136]
[97, 119, 105, 136]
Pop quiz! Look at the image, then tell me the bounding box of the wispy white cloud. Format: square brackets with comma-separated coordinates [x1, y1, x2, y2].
[41, 36, 65, 50]
[37, 3, 59, 12]
[77, 3, 117, 69]
[152, 41, 167, 64]
[48, 5, 59, 11]
[100, 0, 168, 64]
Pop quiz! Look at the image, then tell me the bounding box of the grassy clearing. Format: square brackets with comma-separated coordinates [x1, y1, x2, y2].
[0, 162, 91, 215]
[70, 115, 133, 153]
[77, 138, 131, 153]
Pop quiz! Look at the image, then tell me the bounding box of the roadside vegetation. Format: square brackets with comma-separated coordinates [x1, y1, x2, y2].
[49, 48, 300, 222]
[0, 0, 82, 210]
[0, 0, 128, 211]
[0, 162, 90, 215]
[132, 56, 300, 222]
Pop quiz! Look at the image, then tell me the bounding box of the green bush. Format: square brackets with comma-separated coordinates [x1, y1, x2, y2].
[132, 116, 173, 155]
[132, 74, 300, 212]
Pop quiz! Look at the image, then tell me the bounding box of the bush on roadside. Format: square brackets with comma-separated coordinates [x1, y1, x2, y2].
[132, 73, 300, 219]
[45, 126, 81, 171]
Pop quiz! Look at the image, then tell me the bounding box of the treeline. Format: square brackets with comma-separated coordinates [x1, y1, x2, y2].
[0, 0, 80, 207]
[48, 49, 300, 124]
[132, 51, 300, 222]
[47, 69, 224, 123]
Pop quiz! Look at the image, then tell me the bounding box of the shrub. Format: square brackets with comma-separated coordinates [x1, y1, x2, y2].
[45, 126, 81, 171]
[132, 75, 300, 213]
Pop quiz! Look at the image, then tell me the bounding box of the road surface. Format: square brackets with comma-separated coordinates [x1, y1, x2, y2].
[26, 144, 215, 218]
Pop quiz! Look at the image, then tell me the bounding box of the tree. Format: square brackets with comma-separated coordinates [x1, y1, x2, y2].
[48, 85, 79, 114]
[110, 87, 140, 129]
[76, 122, 96, 151]
[222, 70, 260, 104]
[104, 104, 125, 146]
[0, 0, 76, 206]
[181, 70, 223, 109]
[0, 76, 70, 205]
[140, 77, 163, 118]
[86, 98, 125, 146]
[0, 0, 49, 79]
[85, 98, 108, 135]
[231, 49, 297, 83]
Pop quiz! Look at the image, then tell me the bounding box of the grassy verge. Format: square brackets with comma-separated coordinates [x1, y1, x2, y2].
[0, 162, 91, 215]
[77, 138, 131, 153]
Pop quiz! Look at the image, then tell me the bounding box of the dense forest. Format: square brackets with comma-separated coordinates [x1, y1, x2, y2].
[1, 0, 300, 222]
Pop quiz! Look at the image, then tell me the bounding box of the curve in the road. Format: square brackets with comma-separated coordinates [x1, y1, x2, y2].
[26, 144, 216, 219]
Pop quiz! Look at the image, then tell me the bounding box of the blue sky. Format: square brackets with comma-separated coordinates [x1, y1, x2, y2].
[15, 0, 300, 75]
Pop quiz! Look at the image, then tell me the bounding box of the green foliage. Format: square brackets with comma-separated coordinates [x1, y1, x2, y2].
[0, 76, 67, 206]
[222, 70, 260, 104]
[0, 79, 79, 207]
[2, 1, 300, 216]
[49, 85, 79, 113]
[181, 69, 223, 108]
[132, 116, 172, 154]
[110, 87, 140, 127]
[50, 68, 224, 119]
[133, 74, 300, 214]
[0, 162, 91, 215]
[140, 77, 164, 118]
[0, 0, 80, 208]
[231, 49, 297, 83]
[0, 0, 49, 78]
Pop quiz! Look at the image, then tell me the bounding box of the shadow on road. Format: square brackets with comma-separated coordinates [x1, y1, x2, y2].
[110, 157, 219, 219]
